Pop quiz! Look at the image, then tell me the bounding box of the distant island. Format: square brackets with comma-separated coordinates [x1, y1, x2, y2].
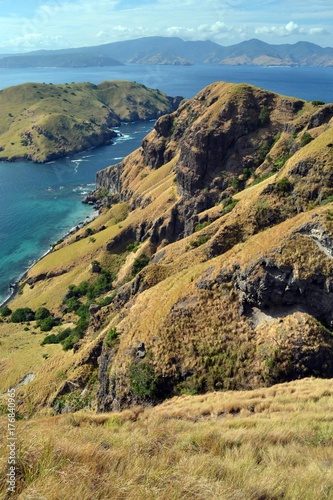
[0, 53, 123, 68]
[1, 37, 333, 67]
[0, 80, 182, 162]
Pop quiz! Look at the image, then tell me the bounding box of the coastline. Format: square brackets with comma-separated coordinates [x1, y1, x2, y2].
[0, 208, 100, 309]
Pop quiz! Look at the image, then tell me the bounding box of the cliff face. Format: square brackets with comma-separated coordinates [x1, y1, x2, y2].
[5, 81, 333, 415]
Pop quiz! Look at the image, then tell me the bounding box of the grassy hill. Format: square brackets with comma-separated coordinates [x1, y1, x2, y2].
[0, 80, 180, 162]
[0, 378, 332, 498]
[1, 80, 333, 497]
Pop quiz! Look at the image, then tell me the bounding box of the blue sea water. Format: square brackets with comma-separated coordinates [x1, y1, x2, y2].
[0, 64, 332, 304]
[0, 120, 154, 304]
[1, 64, 333, 102]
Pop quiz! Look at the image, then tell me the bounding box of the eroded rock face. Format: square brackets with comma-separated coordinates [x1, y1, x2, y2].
[96, 161, 124, 197]
[234, 259, 333, 327]
[307, 104, 333, 129]
[234, 223, 333, 328]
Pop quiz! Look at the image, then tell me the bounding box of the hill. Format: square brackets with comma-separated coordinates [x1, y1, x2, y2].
[0, 80, 182, 162]
[2, 78, 333, 497]
[1, 377, 332, 498]
[2, 80, 333, 418]
[2, 37, 333, 67]
[0, 53, 123, 68]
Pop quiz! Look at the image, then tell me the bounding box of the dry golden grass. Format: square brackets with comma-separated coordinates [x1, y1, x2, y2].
[0, 377, 332, 499]
[0, 322, 62, 394]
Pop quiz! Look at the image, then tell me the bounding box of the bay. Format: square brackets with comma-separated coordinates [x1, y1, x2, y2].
[0, 121, 154, 304]
[0, 64, 332, 305]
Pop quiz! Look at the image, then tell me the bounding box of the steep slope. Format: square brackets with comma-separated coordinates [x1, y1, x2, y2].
[0, 80, 181, 162]
[3, 81, 333, 416]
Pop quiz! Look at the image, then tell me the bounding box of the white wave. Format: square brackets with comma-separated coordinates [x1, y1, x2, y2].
[115, 134, 133, 141]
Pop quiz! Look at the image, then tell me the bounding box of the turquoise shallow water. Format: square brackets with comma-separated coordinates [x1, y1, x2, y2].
[0, 64, 332, 304]
[0, 121, 154, 304]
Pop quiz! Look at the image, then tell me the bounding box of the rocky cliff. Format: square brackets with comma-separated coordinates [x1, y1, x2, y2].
[3, 81, 333, 416]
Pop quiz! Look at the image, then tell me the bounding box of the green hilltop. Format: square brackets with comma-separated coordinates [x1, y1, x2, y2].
[0, 80, 180, 162]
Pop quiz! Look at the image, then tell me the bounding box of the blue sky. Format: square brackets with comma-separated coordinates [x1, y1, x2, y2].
[0, 0, 331, 53]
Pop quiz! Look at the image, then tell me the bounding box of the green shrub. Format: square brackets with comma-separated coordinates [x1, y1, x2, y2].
[61, 333, 81, 351]
[97, 294, 115, 307]
[259, 106, 270, 126]
[228, 176, 240, 188]
[41, 334, 59, 346]
[65, 272, 114, 304]
[300, 132, 313, 147]
[250, 171, 274, 186]
[126, 241, 140, 252]
[189, 236, 209, 248]
[129, 362, 160, 400]
[276, 177, 292, 194]
[35, 307, 51, 320]
[222, 198, 239, 215]
[61, 304, 90, 351]
[132, 255, 150, 275]
[194, 221, 211, 232]
[106, 328, 118, 347]
[65, 296, 81, 313]
[39, 317, 60, 332]
[57, 328, 73, 342]
[273, 153, 292, 172]
[86, 271, 114, 299]
[242, 168, 253, 180]
[41, 327, 73, 346]
[0, 306, 12, 317]
[311, 100, 325, 106]
[257, 139, 273, 162]
[10, 308, 35, 323]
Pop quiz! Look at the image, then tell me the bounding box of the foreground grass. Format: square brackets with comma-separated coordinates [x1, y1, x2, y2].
[0, 377, 332, 499]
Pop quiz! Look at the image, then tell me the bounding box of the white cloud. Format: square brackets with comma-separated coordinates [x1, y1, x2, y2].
[255, 22, 301, 37]
[254, 21, 328, 38]
[309, 27, 330, 36]
[0, 32, 66, 50]
[0, 0, 331, 53]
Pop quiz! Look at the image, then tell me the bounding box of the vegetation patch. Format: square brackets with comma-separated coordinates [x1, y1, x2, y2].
[129, 360, 161, 401]
[132, 255, 150, 276]
[222, 197, 239, 214]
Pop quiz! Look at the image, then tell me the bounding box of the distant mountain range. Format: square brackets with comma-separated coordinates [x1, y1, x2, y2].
[1, 37, 333, 68]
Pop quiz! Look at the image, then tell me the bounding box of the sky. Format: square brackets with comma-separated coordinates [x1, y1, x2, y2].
[0, 0, 331, 54]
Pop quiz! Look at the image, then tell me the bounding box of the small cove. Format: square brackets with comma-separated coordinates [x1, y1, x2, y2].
[0, 64, 332, 304]
[0, 121, 154, 304]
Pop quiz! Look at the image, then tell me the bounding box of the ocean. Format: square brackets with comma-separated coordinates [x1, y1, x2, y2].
[0, 64, 332, 304]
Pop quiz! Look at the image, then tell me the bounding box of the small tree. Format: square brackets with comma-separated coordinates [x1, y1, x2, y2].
[0, 306, 12, 317]
[300, 132, 312, 147]
[35, 307, 51, 321]
[259, 106, 270, 126]
[129, 361, 159, 400]
[10, 308, 35, 323]
[132, 255, 150, 276]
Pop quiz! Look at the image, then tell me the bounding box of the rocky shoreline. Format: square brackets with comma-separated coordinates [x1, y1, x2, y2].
[0, 209, 100, 308]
